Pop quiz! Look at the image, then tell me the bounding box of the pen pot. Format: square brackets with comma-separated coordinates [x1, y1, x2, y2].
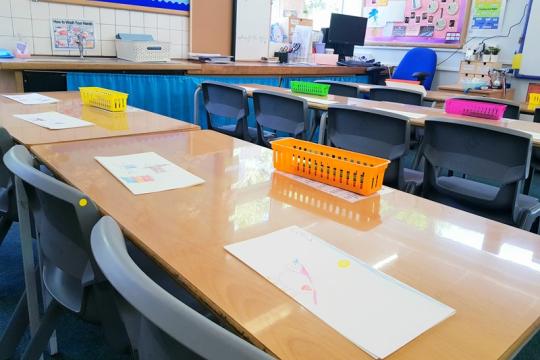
[274, 51, 289, 64]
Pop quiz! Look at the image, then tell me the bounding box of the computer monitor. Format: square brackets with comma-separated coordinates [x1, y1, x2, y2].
[326, 13, 367, 60]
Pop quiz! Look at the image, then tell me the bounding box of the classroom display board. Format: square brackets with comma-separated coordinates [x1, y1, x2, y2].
[190, 0, 233, 55]
[233, 0, 272, 60]
[364, 0, 471, 48]
[516, 0, 540, 79]
[44, 0, 189, 14]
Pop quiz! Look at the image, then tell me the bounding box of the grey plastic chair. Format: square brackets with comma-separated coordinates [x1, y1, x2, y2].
[448, 96, 521, 120]
[0, 145, 129, 360]
[314, 80, 361, 98]
[369, 87, 424, 106]
[420, 119, 540, 231]
[524, 108, 540, 194]
[199, 81, 255, 142]
[252, 90, 309, 147]
[91, 216, 275, 360]
[0, 127, 16, 246]
[325, 105, 423, 193]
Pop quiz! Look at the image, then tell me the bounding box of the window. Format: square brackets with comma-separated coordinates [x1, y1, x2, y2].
[271, 0, 364, 31]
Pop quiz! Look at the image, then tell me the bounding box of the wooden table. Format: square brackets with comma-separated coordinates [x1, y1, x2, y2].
[438, 83, 515, 100]
[240, 84, 540, 147]
[341, 83, 534, 114]
[0, 91, 199, 145]
[31, 130, 540, 360]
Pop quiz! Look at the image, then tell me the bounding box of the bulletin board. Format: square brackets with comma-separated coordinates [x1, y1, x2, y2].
[44, 0, 189, 15]
[364, 0, 472, 48]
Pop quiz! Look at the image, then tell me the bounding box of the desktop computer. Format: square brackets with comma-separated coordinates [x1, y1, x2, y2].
[323, 13, 368, 62]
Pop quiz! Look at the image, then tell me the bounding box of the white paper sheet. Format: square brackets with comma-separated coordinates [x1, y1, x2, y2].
[276, 171, 393, 203]
[95, 152, 205, 195]
[14, 112, 94, 130]
[226, 226, 455, 359]
[3, 93, 59, 105]
[297, 95, 337, 105]
[373, 107, 427, 119]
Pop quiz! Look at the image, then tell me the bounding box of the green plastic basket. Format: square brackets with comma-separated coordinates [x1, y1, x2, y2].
[290, 81, 330, 97]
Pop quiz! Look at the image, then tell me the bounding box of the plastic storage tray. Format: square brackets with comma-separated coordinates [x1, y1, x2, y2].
[80, 87, 128, 112]
[271, 138, 390, 196]
[528, 93, 540, 111]
[445, 98, 507, 120]
[290, 81, 330, 97]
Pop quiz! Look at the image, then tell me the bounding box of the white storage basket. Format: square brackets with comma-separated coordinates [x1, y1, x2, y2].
[115, 39, 170, 62]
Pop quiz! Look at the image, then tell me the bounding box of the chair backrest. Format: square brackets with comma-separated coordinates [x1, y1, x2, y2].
[448, 96, 521, 120]
[201, 81, 249, 132]
[326, 105, 410, 189]
[393, 48, 437, 90]
[252, 90, 309, 146]
[314, 80, 360, 98]
[535, 108, 540, 123]
[91, 216, 274, 360]
[4, 145, 101, 313]
[369, 87, 423, 106]
[0, 127, 16, 220]
[421, 118, 532, 215]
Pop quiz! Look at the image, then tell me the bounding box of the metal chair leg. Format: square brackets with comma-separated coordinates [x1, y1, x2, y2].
[21, 300, 63, 360]
[0, 291, 29, 360]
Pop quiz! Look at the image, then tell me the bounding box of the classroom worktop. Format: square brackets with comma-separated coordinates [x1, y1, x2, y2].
[0, 57, 365, 75]
[31, 129, 540, 360]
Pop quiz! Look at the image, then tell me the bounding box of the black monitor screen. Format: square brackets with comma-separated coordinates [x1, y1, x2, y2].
[327, 13, 367, 46]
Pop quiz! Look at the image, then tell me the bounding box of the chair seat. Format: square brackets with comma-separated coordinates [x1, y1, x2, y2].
[219, 125, 274, 142]
[435, 176, 539, 226]
[403, 168, 423, 193]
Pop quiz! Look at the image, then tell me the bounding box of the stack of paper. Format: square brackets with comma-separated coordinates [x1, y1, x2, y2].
[95, 152, 205, 195]
[226, 226, 455, 359]
[3, 93, 58, 105]
[14, 112, 94, 130]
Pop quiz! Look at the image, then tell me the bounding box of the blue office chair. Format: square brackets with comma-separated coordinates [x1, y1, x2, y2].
[421, 119, 540, 231]
[392, 48, 437, 90]
[325, 105, 423, 193]
[252, 90, 309, 147]
[91, 216, 275, 360]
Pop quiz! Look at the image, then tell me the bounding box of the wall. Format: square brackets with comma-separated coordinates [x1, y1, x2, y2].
[360, 0, 531, 101]
[0, 0, 189, 58]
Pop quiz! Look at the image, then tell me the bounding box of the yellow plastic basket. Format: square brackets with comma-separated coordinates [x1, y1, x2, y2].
[271, 138, 390, 196]
[79, 87, 128, 112]
[528, 93, 540, 111]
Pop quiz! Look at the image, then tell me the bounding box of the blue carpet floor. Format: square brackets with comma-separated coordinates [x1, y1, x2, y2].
[2, 175, 540, 359]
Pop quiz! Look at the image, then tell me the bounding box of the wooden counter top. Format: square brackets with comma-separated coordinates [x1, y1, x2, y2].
[0, 57, 366, 76]
[187, 61, 366, 76]
[0, 56, 202, 71]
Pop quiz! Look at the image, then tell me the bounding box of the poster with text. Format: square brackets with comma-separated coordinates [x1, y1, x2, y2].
[470, 0, 506, 35]
[51, 19, 95, 50]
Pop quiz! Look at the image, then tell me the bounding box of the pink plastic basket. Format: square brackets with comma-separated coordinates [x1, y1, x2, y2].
[445, 98, 507, 120]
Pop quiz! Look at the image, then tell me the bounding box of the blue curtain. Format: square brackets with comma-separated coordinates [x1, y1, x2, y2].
[67, 72, 368, 130]
[67, 72, 280, 129]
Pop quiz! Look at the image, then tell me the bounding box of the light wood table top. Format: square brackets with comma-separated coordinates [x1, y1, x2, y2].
[0, 57, 201, 71]
[0, 91, 199, 145]
[187, 61, 366, 76]
[32, 130, 540, 360]
[241, 84, 540, 146]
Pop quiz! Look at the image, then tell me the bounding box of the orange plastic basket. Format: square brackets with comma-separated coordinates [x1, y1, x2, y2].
[271, 138, 390, 196]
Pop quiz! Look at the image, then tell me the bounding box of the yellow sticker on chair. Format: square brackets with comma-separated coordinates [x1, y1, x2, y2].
[79, 198, 88, 207]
